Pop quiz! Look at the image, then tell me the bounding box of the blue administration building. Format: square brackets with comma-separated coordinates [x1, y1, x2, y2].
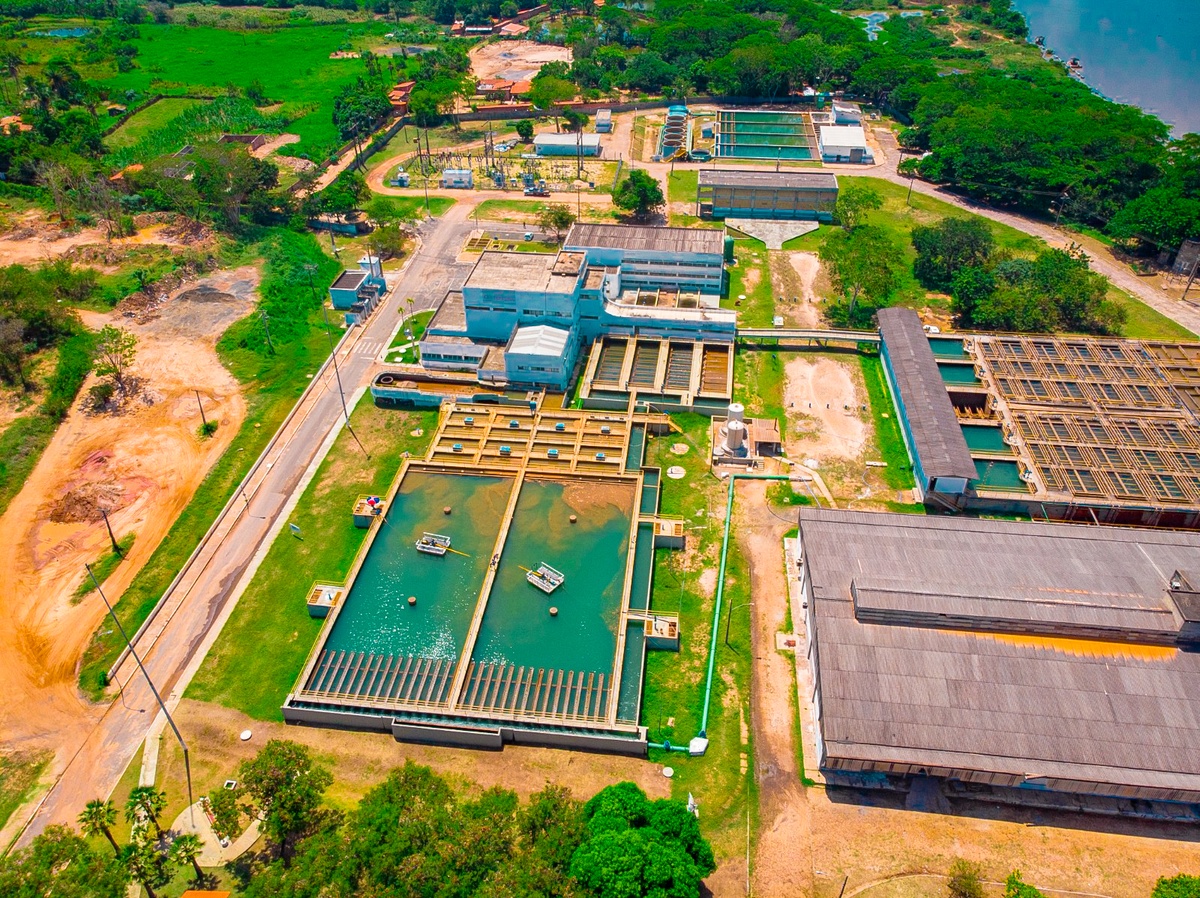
[395, 224, 735, 393]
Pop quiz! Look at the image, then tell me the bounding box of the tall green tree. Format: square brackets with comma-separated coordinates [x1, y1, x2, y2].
[912, 217, 995, 291]
[0, 825, 127, 897]
[125, 785, 168, 840]
[819, 226, 902, 326]
[834, 181, 882, 231]
[613, 169, 665, 221]
[238, 739, 333, 866]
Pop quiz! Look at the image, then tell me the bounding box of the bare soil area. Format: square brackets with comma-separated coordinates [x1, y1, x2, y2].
[0, 210, 215, 268]
[470, 40, 573, 82]
[770, 251, 825, 328]
[783, 356, 867, 463]
[0, 266, 257, 763]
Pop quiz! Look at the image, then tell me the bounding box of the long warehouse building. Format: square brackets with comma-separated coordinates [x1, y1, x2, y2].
[697, 169, 838, 221]
[797, 508, 1200, 810]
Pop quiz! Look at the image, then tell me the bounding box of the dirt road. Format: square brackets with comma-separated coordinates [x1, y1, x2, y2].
[737, 480, 815, 897]
[0, 268, 255, 781]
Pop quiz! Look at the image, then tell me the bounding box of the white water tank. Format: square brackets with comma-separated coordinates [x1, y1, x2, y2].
[725, 419, 746, 452]
[727, 402, 745, 424]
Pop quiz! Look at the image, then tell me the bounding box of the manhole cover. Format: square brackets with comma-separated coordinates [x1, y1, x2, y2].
[410, 428, 424, 437]
[666, 466, 686, 479]
[670, 443, 689, 455]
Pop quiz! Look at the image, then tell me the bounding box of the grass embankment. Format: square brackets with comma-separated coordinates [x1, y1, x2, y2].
[374, 195, 456, 220]
[77, 228, 343, 698]
[0, 751, 51, 836]
[186, 400, 438, 720]
[473, 198, 610, 225]
[73, 534, 137, 602]
[103, 97, 202, 150]
[642, 414, 757, 878]
[859, 353, 919, 499]
[386, 309, 433, 363]
[98, 21, 403, 162]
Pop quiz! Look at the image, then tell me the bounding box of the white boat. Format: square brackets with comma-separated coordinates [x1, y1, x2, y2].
[526, 562, 565, 594]
[415, 532, 451, 556]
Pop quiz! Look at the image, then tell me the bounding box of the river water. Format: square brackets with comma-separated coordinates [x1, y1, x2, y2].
[1010, 0, 1200, 135]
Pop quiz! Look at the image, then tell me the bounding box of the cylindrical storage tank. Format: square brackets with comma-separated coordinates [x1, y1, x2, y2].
[727, 402, 745, 424]
[725, 419, 746, 452]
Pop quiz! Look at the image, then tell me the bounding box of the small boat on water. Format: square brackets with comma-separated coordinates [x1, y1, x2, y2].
[526, 562, 565, 594]
[416, 532, 452, 556]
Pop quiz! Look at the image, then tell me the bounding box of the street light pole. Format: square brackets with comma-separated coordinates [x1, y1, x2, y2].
[87, 564, 193, 825]
[194, 390, 208, 431]
[321, 303, 370, 460]
[99, 508, 122, 557]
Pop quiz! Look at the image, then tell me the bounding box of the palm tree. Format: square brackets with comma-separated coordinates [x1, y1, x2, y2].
[78, 798, 120, 856]
[122, 839, 169, 898]
[125, 786, 169, 841]
[170, 832, 206, 885]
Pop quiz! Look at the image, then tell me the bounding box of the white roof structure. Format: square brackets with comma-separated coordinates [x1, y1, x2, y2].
[534, 132, 602, 148]
[509, 324, 570, 357]
[818, 125, 868, 149]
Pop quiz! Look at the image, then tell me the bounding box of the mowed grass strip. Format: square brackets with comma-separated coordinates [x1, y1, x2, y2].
[185, 400, 438, 721]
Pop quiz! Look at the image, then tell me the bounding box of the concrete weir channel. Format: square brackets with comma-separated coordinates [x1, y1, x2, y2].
[283, 401, 686, 754]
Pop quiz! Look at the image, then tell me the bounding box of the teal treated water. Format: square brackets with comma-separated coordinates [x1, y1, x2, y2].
[938, 361, 981, 385]
[928, 337, 968, 359]
[325, 471, 512, 659]
[974, 458, 1027, 491]
[629, 522, 655, 612]
[640, 468, 660, 515]
[961, 424, 1010, 454]
[617, 622, 646, 724]
[472, 478, 634, 676]
[627, 424, 646, 470]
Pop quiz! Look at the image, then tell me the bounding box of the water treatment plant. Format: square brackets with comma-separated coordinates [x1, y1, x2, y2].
[283, 402, 684, 753]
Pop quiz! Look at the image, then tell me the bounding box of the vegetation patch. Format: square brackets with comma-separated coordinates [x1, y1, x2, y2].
[859, 353, 916, 491]
[0, 750, 51, 835]
[72, 533, 137, 602]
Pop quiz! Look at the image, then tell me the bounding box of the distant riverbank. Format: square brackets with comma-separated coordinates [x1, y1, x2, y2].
[1010, 0, 1200, 135]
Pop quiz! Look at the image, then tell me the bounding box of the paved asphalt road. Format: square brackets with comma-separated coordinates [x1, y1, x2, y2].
[18, 206, 480, 844]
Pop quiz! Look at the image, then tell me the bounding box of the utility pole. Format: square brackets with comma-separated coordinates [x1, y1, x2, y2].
[99, 508, 122, 557]
[321, 303, 370, 460]
[1185, 259, 1199, 299]
[194, 390, 207, 430]
[88, 564, 194, 826]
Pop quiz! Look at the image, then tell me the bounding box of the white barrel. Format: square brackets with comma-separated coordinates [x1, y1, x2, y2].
[727, 402, 745, 424]
[725, 419, 746, 451]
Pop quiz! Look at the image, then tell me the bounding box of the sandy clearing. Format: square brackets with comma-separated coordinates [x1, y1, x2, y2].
[783, 356, 867, 462]
[771, 251, 824, 328]
[0, 266, 257, 761]
[253, 132, 301, 159]
[470, 40, 573, 82]
[0, 211, 212, 268]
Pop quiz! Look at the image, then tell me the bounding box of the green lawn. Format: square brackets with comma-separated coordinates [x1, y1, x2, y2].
[373, 195, 455, 220]
[72, 534, 137, 602]
[667, 170, 697, 204]
[474, 199, 550, 220]
[859, 353, 917, 491]
[0, 750, 51, 838]
[97, 22, 402, 162]
[102, 97, 201, 150]
[1108, 287, 1197, 341]
[642, 414, 757, 876]
[186, 399, 438, 721]
[0, 414, 57, 520]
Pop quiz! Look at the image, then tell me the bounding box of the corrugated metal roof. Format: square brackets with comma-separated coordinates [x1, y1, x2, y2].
[878, 307, 977, 482]
[565, 223, 724, 256]
[508, 324, 570, 357]
[800, 508, 1200, 795]
[699, 169, 838, 189]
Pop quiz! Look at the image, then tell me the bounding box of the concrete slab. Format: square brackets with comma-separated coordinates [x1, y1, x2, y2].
[725, 219, 819, 250]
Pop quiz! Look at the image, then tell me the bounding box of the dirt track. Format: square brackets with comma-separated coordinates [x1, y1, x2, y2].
[0, 268, 256, 773]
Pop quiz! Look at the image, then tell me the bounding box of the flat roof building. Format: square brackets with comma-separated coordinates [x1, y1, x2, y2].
[534, 132, 602, 156]
[798, 508, 1200, 809]
[818, 124, 874, 164]
[697, 169, 838, 222]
